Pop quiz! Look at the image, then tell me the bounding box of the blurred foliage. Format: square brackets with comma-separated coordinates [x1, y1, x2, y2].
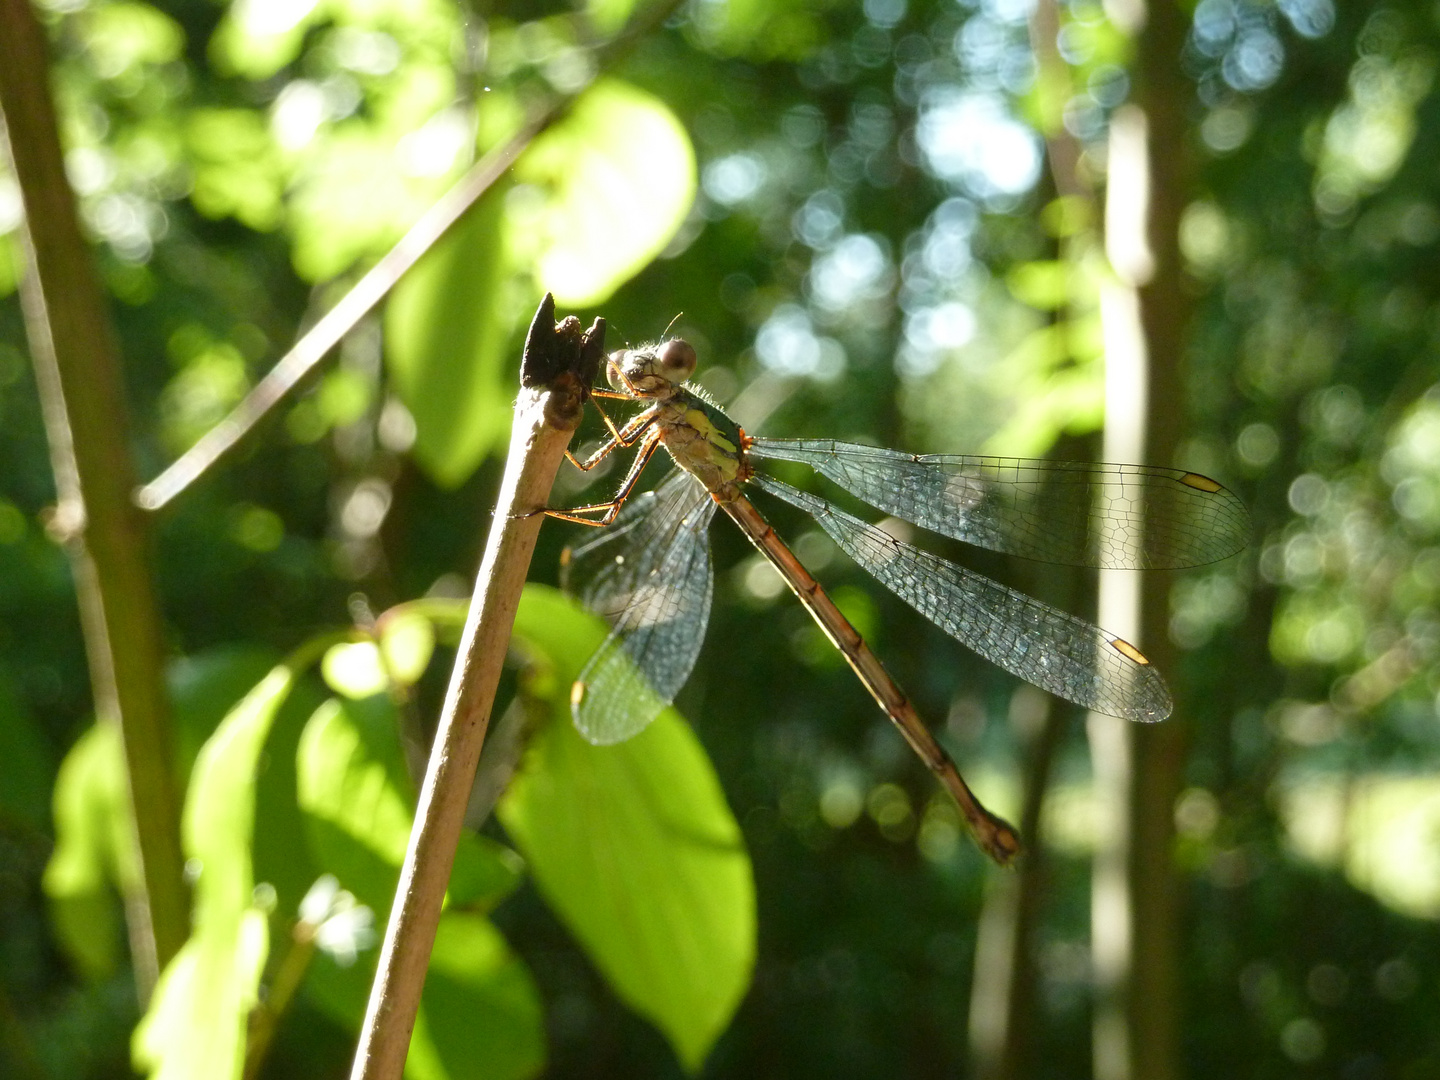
[4, 0, 1440, 1076]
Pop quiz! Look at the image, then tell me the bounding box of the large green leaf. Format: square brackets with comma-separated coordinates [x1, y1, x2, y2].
[133, 664, 299, 1080]
[295, 693, 523, 916]
[510, 79, 696, 307]
[296, 694, 540, 1080]
[168, 648, 325, 930]
[41, 649, 320, 986]
[385, 184, 524, 488]
[501, 585, 755, 1072]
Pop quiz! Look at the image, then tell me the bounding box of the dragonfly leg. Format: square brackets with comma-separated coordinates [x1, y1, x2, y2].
[565, 407, 658, 472]
[543, 428, 664, 527]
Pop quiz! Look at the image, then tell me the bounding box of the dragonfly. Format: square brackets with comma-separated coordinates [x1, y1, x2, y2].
[545, 337, 1250, 864]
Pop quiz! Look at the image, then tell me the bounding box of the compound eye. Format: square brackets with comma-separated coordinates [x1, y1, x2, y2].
[658, 338, 696, 382]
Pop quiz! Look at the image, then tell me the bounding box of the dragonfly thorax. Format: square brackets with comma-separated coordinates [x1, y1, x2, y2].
[607, 337, 697, 397]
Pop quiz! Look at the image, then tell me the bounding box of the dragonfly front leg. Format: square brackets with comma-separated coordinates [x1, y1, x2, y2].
[544, 427, 665, 528]
[566, 403, 658, 472]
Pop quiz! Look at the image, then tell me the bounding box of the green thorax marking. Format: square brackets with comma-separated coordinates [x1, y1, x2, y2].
[657, 385, 747, 488]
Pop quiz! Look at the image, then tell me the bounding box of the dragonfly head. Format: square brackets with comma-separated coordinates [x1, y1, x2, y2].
[607, 338, 697, 396]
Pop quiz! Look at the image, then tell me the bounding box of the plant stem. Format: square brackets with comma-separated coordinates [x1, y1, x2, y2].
[348, 298, 602, 1080]
[0, 0, 186, 996]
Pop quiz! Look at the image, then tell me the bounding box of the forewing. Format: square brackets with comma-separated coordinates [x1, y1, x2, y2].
[754, 475, 1172, 721]
[748, 438, 1250, 570]
[561, 470, 717, 744]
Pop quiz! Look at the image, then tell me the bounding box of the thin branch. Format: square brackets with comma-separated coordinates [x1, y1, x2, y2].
[347, 297, 603, 1080]
[135, 111, 548, 511]
[244, 923, 319, 1080]
[136, 0, 687, 512]
[0, 0, 187, 994]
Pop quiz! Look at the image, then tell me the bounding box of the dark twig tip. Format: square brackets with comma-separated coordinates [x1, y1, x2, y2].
[520, 294, 560, 388]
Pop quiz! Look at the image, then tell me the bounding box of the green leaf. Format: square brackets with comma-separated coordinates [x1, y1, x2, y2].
[687, 0, 830, 60]
[304, 911, 544, 1080]
[169, 646, 286, 782]
[43, 723, 132, 983]
[186, 109, 284, 231]
[407, 914, 546, 1080]
[322, 641, 390, 699]
[511, 79, 696, 307]
[296, 695, 538, 1077]
[134, 664, 300, 1080]
[79, 2, 185, 74]
[296, 695, 523, 915]
[171, 647, 325, 928]
[297, 695, 414, 911]
[502, 585, 755, 1072]
[585, 0, 638, 34]
[1006, 259, 1070, 310]
[385, 184, 523, 487]
[208, 0, 322, 79]
[381, 611, 436, 686]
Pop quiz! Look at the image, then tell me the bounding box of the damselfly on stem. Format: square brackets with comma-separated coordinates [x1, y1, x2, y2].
[545, 338, 1250, 864]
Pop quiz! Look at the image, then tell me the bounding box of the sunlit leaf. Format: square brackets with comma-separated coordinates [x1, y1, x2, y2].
[385, 184, 523, 487]
[134, 664, 299, 1080]
[502, 585, 755, 1072]
[1006, 259, 1070, 310]
[296, 694, 523, 914]
[585, 0, 639, 35]
[305, 911, 544, 1080]
[511, 79, 696, 306]
[322, 641, 390, 699]
[43, 723, 132, 983]
[297, 695, 414, 906]
[185, 109, 284, 231]
[686, 0, 831, 60]
[208, 0, 322, 80]
[296, 695, 537, 1077]
[169, 647, 285, 779]
[381, 611, 436, 686]
[287, 126, 449, 282]
[78, 2, 185, 74]
[408, 914, 546, 1080]
[169, 647, 326, 920]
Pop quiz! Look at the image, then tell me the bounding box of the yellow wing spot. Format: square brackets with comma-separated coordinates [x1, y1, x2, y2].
[570, 681, 587, 708]
[1179, 472, 1223, 493]
[1109, 637, 1151, 665]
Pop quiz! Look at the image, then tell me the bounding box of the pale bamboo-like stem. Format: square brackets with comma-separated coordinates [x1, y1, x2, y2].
[0, 0, 186, 995]
[348, 299, 600, 1080]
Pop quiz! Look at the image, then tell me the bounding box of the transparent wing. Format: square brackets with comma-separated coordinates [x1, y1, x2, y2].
[560, 469, 717, 744]
[748, 438, 1250, 570]
[753, 475, 1172, 721]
